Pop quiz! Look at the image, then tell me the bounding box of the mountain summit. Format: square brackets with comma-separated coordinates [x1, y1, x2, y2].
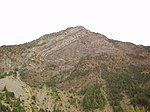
[0, 26, 150, 112]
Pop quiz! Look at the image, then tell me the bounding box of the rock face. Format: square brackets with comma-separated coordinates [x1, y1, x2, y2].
[0, 26, 150, 112]
[1, 26, 149, 85]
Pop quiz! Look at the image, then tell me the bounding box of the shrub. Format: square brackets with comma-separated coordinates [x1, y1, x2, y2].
[83, 83, 106, 111]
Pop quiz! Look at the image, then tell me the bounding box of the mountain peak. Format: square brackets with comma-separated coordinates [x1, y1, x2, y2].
[71, 26, 86, 30]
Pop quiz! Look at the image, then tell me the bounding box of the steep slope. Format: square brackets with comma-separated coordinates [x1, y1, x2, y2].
[0, 26, 150, 112]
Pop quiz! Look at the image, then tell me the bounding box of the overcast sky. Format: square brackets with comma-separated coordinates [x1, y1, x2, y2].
[0, 0, 150, 46]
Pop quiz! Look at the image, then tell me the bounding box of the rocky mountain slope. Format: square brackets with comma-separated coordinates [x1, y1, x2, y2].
[0, 26, 150, 112]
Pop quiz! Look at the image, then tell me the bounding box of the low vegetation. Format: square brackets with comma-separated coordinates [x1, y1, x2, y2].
[101, 64, 150, 112]
[82, 83, 106, 111]
[0, 86, 25, 112]
[143, 46, 150, 52]
[0, 70, 17, 79]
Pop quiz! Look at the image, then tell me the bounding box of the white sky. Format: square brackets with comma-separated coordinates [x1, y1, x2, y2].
[0, 0, 150, 46]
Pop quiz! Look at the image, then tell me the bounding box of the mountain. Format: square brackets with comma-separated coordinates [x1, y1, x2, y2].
[0, 26, 150, 112]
